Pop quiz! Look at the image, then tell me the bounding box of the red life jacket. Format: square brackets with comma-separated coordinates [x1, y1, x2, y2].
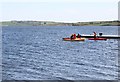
[73, 34, 76, 39]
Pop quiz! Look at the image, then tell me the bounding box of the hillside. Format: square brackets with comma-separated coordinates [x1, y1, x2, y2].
[0, 20, 120, 26]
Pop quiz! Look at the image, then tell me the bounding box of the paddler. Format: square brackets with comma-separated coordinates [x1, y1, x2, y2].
[93, 32, 97, 38]
[76, 33, 81, 38]
[73, 34, 76, 39]
[70, 34, 74, 39]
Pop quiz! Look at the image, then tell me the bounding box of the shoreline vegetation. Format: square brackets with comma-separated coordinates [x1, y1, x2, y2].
[0, 20, 120, 26]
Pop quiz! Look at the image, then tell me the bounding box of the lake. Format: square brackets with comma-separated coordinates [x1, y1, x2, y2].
[2, 26, 119, 80]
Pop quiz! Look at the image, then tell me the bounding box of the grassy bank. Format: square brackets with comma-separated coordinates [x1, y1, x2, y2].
[0, 20, 120, 26]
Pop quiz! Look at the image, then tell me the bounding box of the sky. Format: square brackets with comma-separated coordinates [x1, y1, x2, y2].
[0, 0, 119, 23]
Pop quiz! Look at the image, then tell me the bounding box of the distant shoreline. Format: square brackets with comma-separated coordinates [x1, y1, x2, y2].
[0, 20, 120, 26]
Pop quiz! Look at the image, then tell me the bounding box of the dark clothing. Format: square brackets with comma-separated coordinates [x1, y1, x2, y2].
[71, 35, 74, 39]
[93, 32, 97, 38]
[77, 34, 81, 38]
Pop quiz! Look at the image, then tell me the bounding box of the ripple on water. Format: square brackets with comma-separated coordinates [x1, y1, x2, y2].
[2, 26, 118, 80]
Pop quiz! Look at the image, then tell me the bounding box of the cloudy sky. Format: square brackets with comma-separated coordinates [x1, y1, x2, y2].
[0, 0, 119, 22]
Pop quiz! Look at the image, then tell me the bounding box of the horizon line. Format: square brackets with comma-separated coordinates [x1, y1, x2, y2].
[0, 19, 119, 23]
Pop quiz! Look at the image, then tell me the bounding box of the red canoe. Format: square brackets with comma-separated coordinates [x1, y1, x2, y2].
[88, 38, 107, 40]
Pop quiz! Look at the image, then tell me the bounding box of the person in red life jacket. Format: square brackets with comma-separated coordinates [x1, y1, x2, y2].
[76, 33, 81, 38]
[73, 34, 76, 39]
[93, 32, 97, 38]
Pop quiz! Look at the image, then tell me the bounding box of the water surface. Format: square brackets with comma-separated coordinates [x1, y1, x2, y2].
[2, 26, 118, 80]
